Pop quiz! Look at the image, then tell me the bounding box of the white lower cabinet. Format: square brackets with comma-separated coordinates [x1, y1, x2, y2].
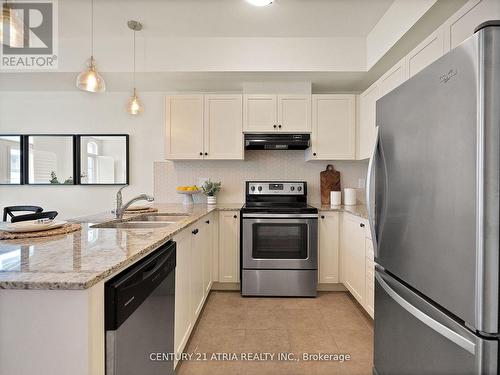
[341, 213, 367, 305]
[218, 211, 240, 282]
[338, 212, 375, 318]
[173, 215, 214, 364]
[203, 214, 214, 295]
[191, 222, 207, 319]
[318, 212, 340, 283]
[174, 227, 193, 356]
[365, 257, 375, 318]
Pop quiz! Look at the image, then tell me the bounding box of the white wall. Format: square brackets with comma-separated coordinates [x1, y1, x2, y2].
[154, 151, 368, 206]
[0, 91, 164, 219]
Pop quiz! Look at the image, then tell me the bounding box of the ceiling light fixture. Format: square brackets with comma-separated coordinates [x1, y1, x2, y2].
[0, 1, 25, 48]
[246, 0, 273, 6]
[126, 20, 144, 115]
[76, 0, 106, 93]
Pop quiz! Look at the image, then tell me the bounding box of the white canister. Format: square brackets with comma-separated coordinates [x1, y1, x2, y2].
[330, 191, 342, 206]
[344, 188, 357, 206]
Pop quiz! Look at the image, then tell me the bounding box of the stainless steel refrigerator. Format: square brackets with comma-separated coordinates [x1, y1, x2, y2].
[367, 21, 500, 375]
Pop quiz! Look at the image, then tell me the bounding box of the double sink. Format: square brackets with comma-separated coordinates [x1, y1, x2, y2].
[92, 213, 191, 229]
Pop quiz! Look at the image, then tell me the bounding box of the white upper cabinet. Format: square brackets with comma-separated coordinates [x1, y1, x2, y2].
[204, 95, 243, 160]
[379, 57, 408, 97]
[243, 94, 311, 133]
[308, 95, 355, 160]
[243, 94, 277, 132]
[358, 82, 380, 160]
[277, 95, 311, 132]
[443, 0, 500, 51]
[166, 94, 243, 160]
[165, 95, 204, 160]
[407, 28, 445, 78]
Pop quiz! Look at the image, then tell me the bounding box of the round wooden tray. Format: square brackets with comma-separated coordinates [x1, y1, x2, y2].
[0, 223, 82, 240]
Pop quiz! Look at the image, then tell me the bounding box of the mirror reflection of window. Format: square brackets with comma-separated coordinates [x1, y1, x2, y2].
[28, 136, 74, 184]
[80, 136, 128, 185]
[0, 136, 22, 184]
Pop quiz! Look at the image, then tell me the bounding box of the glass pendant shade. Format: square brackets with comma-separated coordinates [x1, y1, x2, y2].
[76, 56, 106, 93]
[127, 89, 144, 115]
[0, 5, 25, 48]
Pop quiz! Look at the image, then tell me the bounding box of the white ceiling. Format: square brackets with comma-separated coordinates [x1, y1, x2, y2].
[84, 0, 394, 38]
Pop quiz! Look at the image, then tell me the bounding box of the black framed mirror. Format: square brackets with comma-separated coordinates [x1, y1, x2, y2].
[25, 135, 76, 185]
[77, 135, 129, 185]
[0, 135, 23, 185]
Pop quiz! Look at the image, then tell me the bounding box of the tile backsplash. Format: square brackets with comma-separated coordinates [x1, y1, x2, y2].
[154, 150, 368, 205]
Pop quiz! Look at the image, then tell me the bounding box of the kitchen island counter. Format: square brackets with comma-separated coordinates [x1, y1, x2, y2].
[0, 203, 242, 290]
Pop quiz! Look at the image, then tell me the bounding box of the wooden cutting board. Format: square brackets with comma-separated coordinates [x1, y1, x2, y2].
[320, 164, 341, 205]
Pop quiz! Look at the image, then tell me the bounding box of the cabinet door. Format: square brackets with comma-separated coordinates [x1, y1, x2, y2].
[444, 0, 500, 51]
[243, 95, 277, 132]
[174, 228, 192, 355]
[310, 95, 355, 160]
[218, 211, 240, 283]
[191, 223, 206, 319]
[165, 95, 204, 160]
[202, 214, 214, 295]
[319, 212, 340, 283]
[365, 258, 375, 318]
[342, 214, 366, 304]
[379, 58, 408, 97]
[204, 95, 243, 160]
[277, 94, 311, 132]
[407, 28, 445, 78]
[358, 83, 380, 160]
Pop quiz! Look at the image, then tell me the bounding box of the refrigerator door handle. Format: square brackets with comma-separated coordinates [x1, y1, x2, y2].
[366, 126, 379, 256]
[376, 272, 476, 355]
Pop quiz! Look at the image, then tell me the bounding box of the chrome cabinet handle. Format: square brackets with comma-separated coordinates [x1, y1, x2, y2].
[376, 272, 476, 355]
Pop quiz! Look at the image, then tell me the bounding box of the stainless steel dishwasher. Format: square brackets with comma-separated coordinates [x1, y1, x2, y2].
[105, 240, 176, 375]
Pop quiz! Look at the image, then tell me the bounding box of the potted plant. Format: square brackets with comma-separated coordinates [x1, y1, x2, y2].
[201, 180, 222, 205]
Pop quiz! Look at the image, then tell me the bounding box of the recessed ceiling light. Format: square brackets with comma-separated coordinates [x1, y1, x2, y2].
[246, 0, 273, 6]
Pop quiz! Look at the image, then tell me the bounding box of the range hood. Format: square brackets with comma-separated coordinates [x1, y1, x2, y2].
[244, 133, 310, 150]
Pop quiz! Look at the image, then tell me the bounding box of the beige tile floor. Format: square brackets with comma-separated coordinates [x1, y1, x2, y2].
[176, 291, 374, 375]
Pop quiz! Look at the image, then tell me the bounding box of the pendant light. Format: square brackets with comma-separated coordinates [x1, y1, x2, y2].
[126, 20, 144, 115]
[0, 1, 25, 48]
[76, 0, 106, 92]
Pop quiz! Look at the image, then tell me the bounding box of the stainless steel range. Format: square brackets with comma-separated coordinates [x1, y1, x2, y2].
[240, 181, 318, 297]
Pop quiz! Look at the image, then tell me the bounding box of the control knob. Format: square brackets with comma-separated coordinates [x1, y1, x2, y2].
[290, 186, 295, 191]
[297, 186, 302, 192]
[258, 186, 263, 192]
[250, 186, 255, 192]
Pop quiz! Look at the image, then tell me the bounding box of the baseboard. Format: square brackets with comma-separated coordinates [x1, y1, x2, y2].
[211, 282, 347, 292]
[317, 283, 348, 291]
[211, 282, 240, 291]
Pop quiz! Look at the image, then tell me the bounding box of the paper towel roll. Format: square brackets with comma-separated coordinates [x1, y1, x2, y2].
[330, 191, 342, 206]
[344, 188, 357, 206]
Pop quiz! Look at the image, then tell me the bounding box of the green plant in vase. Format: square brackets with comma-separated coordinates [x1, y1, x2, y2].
[49, 171, 59, 184]
[201, 180, 222, 205]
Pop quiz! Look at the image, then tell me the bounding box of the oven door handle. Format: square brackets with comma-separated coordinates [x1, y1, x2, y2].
[242, 213, 318, 219]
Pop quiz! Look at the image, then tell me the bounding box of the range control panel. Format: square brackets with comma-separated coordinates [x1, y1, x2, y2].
[247, 182, 305, 195]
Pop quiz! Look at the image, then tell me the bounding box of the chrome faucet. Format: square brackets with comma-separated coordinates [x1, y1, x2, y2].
[114, 186, 155, 219]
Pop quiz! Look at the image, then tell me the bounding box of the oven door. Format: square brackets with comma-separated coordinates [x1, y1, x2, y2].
[242, 214, 318, 270]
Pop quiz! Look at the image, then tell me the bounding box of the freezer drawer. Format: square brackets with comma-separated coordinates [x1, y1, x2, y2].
[374, 269, 497, 375]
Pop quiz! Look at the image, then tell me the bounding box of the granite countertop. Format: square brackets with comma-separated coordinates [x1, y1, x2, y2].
[0, 203, 242, 290]
[313, 203, 368, 220]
